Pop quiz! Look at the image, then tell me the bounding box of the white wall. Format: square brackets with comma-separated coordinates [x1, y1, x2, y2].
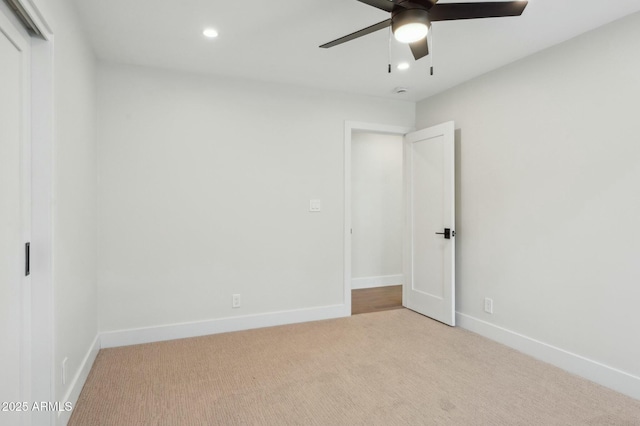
[416, 11, 640, 383]
[97, 63, 414, 333]
[36, 0, 99, 411]
[351, 132, 403, 285]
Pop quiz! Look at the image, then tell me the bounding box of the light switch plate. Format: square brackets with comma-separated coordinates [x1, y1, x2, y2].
[309, 199, 321, 212]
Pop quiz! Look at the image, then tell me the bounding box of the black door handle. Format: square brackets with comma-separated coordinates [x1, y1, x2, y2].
[25, 242, 30, 276]
[435, 228, 454, 239]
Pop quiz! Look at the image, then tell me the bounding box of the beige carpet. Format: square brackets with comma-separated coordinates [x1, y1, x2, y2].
[70, 309, 640, 425]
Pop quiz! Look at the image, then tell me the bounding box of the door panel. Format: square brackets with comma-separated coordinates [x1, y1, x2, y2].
[0, 5, 31, 419]
[412, 135, 445, 299]
[403, 122, 455, 326]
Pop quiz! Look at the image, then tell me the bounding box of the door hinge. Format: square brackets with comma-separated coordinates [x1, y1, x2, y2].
[25, 242, 30, 276]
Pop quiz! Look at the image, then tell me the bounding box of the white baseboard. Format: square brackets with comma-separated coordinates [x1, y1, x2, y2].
[456, 312, 640, 400]
[58, 335, 101, 425]
[100, 304, 349, 349]
[351, 274, 403, 290]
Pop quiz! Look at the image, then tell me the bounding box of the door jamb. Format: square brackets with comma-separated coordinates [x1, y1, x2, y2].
[17, 1, 54, 424]
[343, 121, 414, 315]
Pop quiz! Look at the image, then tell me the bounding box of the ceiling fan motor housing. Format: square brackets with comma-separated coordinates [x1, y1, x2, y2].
[391, 8, 431, 34]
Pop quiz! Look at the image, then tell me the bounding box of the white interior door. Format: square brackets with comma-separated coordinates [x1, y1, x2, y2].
[403, 122, 455, 326]
[0, 4, 31, 422]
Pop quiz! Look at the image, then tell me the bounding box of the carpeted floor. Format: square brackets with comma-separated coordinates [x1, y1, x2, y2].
[69, 309, 640, 425]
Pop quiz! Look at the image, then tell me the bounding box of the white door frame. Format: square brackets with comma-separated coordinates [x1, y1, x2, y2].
[343, 121, 414, 315]
[29, 7, 55, 425]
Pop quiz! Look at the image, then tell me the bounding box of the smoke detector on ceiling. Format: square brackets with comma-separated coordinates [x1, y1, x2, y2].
[394, 87, 409, 95]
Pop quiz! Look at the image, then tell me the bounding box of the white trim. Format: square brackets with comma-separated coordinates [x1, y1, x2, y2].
[457, 312, 640, 400]
[351, 274, 403, 290]
[346, 121, 415, 136]
[25, 2, 54, 424]
[57, 335, 100, 425]
[30, 27, 55, 426]
[100, 304, 349, 349]
[344, 121, 414, 317]
[11, 0, 52, 39]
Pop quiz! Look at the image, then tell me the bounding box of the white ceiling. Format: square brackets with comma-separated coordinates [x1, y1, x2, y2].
[72, 0, 640, 101]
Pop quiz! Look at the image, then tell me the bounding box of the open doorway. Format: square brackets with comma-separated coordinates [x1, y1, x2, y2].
[343, 122, 413, 315]
[344, 121, 457, 323]
[351, 131, 403, 314]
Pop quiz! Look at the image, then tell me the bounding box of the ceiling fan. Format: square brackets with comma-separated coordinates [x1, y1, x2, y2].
[320, 1, 528, 62]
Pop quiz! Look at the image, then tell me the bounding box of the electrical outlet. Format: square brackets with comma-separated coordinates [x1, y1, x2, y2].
[62, 357, 68, 385]
[484, 297, 494, 314]
[232, 294, 241, 308]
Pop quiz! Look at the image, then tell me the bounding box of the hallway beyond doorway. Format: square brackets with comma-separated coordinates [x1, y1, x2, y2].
[352, 285, 403, 315]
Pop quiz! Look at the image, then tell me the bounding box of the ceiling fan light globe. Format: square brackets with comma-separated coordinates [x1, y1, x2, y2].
[203, 28, 219, 38]
[394, 23, 428, 43]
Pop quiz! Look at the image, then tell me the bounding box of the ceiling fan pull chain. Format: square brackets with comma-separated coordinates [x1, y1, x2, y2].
[388, 26, 392, 74]
[430, 27, 434, 76]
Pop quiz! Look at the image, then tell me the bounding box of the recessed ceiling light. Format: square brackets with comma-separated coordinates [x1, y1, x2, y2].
[397, 62, 410, 71]
[203, 28, 219, 39]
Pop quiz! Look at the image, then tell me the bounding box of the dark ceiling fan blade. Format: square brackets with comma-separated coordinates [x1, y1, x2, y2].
[395, 0, 438, 10]
[409, 38, 429, 60]
[357, 0, 395, 12]
[428, 1, 527, 21]
[320, 19, 392, 48]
